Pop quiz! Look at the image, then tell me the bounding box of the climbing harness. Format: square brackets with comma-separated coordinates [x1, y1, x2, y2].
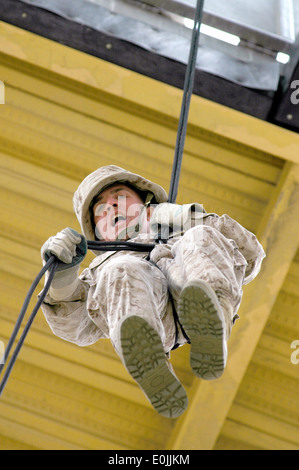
[0, 0, 204, 396]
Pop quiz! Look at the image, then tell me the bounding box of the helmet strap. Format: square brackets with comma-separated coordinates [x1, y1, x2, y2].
[116, 191, 154, 240]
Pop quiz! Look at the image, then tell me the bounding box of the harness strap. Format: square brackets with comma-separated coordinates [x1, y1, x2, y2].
[148, 241, 191, 351]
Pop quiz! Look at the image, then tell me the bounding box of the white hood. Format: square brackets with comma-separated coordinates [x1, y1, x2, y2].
[73, 165, 168, 242]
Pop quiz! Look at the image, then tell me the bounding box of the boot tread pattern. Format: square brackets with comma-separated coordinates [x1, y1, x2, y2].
[120, 316, 188, 418]
[178, 283, 227, 380]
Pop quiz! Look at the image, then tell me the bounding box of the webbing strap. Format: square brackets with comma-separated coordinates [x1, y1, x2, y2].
[168, 0, 205, 204]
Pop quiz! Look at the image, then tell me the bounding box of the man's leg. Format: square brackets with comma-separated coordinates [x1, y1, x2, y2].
[171, 225, 246, 379]
[97, 255, 188, 418]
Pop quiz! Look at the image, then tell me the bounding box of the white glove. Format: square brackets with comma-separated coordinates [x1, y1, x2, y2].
[41, 228, 87, 300]
[41, 227, 87, 268]
[150, 203, 206, 237]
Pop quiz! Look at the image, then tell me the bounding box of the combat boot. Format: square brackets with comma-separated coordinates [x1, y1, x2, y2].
[117, 315, 188, 418]
[178, 280, 233, 380]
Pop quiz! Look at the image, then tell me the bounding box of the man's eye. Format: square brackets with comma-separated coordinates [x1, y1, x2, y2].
[94, 204, 106, 217]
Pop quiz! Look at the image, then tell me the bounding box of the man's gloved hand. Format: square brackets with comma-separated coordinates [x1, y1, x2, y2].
[41, 228, 87, 271]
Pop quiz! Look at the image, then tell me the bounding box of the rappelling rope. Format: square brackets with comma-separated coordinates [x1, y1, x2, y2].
[168, 0, 204, 204]
[0, 0, 204, 396]
[0, 241, 157, 396]
[88, 240, 156, 252]
[0, 257, 59, 396]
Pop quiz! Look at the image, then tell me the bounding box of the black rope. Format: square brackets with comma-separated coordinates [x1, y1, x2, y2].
[168, 0, 204, 204]
[0, 1, 205, 396]
[0, 241, 155, 396]
[0, 256, 59, 396]
[87, 240, 155, 252]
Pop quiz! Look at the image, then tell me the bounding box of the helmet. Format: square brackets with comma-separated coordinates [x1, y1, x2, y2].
[73, 165, 168, 241]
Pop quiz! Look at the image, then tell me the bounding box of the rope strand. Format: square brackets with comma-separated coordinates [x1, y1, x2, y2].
[0, 257, 59, 396]
[168, 0, 205, 203]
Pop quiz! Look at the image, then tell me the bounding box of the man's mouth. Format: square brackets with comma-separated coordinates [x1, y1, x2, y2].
[112, 214, 127, 227]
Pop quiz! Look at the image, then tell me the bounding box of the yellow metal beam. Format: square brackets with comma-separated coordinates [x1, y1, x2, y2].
[0, 21, 299, 165]
[168, 162, 299, 450]
[220, 418, 299, 451]
[0, 414, 83, 450]
[0, 318, 148, 408]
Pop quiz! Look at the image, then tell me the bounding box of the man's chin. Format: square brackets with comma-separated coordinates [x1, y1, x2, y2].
[101, 221, 140, 241]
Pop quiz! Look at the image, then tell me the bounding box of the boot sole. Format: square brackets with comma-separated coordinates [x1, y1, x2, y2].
[119, 315, 188, 418]
[178, 281, 227, 380]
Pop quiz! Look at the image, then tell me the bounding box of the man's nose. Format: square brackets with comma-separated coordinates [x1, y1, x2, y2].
[107, 195, 126, 209]
[106, 196, 118, 208]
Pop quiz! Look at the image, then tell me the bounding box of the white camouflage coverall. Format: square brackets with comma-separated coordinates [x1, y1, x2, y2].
[41, 166, 265, 356]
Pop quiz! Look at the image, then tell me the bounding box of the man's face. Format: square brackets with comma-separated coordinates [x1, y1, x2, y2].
[93, 183, 148, 241]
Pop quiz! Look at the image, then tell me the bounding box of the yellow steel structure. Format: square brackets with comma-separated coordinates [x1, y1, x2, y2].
[0, 21, 298, 450]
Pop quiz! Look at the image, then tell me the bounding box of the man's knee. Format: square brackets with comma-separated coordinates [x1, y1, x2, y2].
[103, 255, 147, 279]
[176, 224, 219, 250]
